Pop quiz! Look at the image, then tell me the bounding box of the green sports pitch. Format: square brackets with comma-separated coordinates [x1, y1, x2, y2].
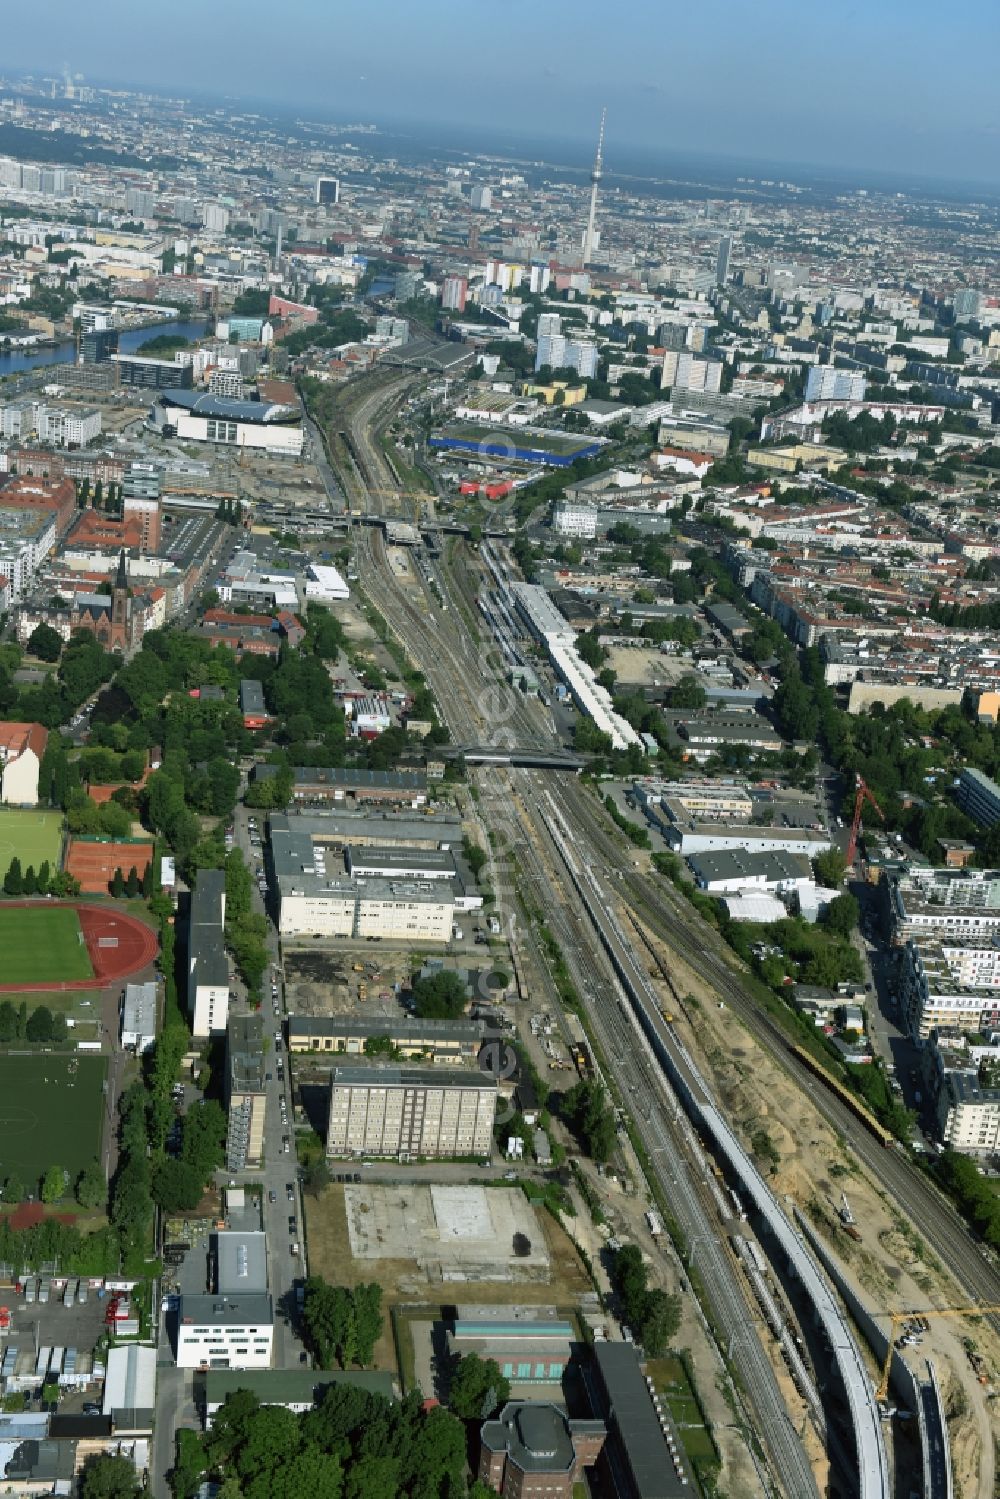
[0, 905, 93, 986]
[0, 809, 63, 882]
[0, 1054, 107, 1187]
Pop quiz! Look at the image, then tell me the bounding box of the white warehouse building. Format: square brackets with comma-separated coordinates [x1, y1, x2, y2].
[149, 390, 304, 456]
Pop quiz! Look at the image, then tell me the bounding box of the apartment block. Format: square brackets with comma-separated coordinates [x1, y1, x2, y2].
[325, 1065, 496, 1159]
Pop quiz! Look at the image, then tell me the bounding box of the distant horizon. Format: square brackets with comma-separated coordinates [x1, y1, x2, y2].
[2, 0, 1000, 189]
[5, 70, 1000, 207]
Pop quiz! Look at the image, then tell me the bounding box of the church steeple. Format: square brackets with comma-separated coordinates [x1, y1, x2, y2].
[112, 548, 130, 629]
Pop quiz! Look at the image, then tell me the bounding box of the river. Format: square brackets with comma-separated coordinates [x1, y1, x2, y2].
[0, 316, 213, 378]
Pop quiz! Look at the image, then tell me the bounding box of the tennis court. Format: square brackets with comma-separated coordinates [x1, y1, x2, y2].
[0, 808, 63, 881]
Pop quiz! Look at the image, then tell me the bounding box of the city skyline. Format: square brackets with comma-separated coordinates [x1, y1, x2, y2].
[4, 0, 1000, 188]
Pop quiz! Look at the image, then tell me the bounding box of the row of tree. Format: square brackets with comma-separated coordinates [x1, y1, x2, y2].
[1, 858, 79, 899]
[0, 999, 70, 1045]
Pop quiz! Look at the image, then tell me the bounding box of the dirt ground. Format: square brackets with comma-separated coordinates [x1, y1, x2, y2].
[604, 646, 692, 688]
[632, 914, 1000, 1499]
[284, 947, 412, 1019]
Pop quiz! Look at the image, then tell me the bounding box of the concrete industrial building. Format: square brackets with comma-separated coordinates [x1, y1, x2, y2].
[187, 869, 230, 1037]
[120, 982, 157, 1053]
[287, 1013, 485, 1063]
[448, 1307, 575, 1388]
[592, 1341, 693, 1498]
[479, 1402, 605, 1499]
[270, 813, 461, 941]
[325, 1065, 497, 1160]
[226, 1014, 267, 1170]
[176, 1228, 273, 1370]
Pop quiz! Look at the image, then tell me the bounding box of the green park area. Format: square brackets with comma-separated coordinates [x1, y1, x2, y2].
[0, 1054, 107, 1188]
[0, 905, 93, 986]
[0, 808, 63, 882]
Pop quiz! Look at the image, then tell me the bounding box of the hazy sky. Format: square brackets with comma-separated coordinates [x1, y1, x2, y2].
[8, 0, 1000, 185]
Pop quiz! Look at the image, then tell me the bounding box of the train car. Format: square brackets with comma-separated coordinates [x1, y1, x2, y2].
[789, 1043, 896, 1148]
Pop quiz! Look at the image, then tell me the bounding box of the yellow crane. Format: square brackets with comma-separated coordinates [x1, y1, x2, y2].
[876, 1303, 1000, 1400]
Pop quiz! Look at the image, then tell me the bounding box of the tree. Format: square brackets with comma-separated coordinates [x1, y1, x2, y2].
[78, 1453, 141, 1499]
[667, 675, 707, 711]
[822, 892, 859, 938]
[110, 867, 125, 898]
[561, 1078, 616, 1162]
[302, 1278, 384, 1369]
[152, 1158, 207, 1213]
[170, 1428, 206, 1499]
[181, 1099, 228, 1181]
[26, 1005, 54, 1043]
[448, 1353, 510, 1420]
[125, 866, 140, 898]
[3, 1172, 24, 1205]
[303, 1158, 331, 1197]
[41, 1164, 67, 1204]
[28, 622, 63, 662]
[813, 847, 847, 888]
[3, 856, 22, 896]
[409, 970, 467, 1020]
[76, 1161, 106, 1210]
[21, 864, 37, 895]
[0, 1000, 17, 1042]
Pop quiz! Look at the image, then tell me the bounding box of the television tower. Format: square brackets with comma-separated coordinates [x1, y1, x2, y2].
[582, 107, 606, 268]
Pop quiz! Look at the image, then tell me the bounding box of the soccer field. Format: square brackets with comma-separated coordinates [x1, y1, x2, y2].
[0, 809, 63, 881]
[0, 905, 94, 985]
[0, 1054, 107, 1187]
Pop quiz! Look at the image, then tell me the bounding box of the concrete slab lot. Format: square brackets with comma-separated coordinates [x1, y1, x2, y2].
[344, 1185, 550, 1280]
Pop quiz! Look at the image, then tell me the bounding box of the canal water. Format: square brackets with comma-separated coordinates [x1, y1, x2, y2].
[0, 317, 212, 378]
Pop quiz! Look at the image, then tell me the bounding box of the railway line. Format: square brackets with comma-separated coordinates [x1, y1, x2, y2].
[328, 370, 991, 1496]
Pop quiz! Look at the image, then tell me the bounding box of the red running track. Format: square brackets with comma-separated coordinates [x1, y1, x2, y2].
[0, 900, 159, 993]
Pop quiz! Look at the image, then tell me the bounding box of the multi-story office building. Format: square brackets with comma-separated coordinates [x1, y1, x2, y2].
[805, 366, 867, 402]
[953, 288, 981, 320]
[208, 369, 245, 400]
[315, 176, 340, 206]
[226, 1014, 267, 1170]
[956, 767, 1000, 828]
[394, 270, 421, 302]
[441, 276, 468, 312]
[80, 326, 119, 365]
[177, 1229, 273, 1370]
[114, 354, 193, 391]
[326, 1065, 496, 1159]
[471, 184, 493, 211]
[715, 234, 732, 287]
[552, 500, 598, 539]
[187, 868, 229, 1037]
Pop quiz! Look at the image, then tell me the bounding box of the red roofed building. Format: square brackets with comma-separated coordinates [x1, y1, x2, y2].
[0, 475, 77, 536]
[0, 720, 48, 805]
[653, 446, 714, 479]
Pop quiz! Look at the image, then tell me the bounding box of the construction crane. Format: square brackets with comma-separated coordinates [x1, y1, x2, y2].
[876, 1303, 1000, 1401]
[846, 773, 885, 867]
